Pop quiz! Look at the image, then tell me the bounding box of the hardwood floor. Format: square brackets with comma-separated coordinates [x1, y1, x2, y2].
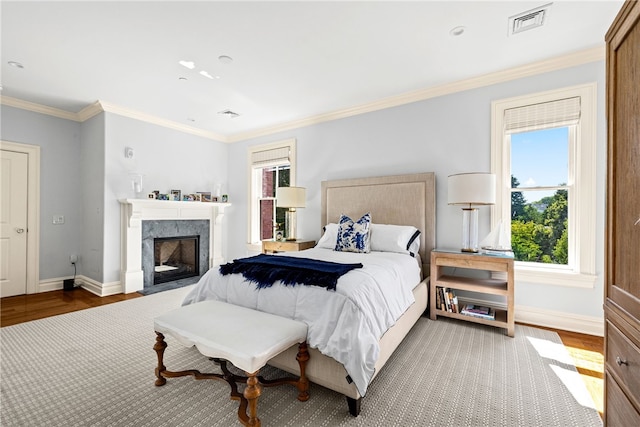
[0, 288, 143, 327]
[0, 289, 604, 417]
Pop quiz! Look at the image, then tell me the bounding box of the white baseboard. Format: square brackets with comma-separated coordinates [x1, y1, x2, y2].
[515, 304, 604, 337]
[37, 276, 123, 297]
[78, 276, 123, 296]
[458, 296, 603, 337]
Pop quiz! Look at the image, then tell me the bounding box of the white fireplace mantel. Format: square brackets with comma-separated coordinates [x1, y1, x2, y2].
[119, 199, 231, 294]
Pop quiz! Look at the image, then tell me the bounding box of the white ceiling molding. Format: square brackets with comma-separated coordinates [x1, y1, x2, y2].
[227, 46, 605, 142]
[0, 96, 80, 121]
[97, 101, 227, 142]
[1, 46, 604, 144]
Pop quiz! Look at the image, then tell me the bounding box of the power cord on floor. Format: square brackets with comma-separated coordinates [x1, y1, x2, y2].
[71, 261, 80, 287]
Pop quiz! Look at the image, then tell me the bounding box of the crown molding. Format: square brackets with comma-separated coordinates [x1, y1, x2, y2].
[227, 46, 605, 142]
[2, 46, 604, 144]
[97, 101, 227, 142]
[0, 95, 81, 121]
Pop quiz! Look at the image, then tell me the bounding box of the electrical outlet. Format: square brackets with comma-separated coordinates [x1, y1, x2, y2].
[52, 215, 65, 225]
[70, 254, 78, 264]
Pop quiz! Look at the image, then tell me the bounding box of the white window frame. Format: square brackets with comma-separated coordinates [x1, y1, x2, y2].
[246, 138, 296, 252]
[490, 83, 597, 288]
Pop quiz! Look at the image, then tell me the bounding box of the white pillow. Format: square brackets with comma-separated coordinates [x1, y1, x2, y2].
[316, 223, 339, 249]
[370, 223, 421, 256]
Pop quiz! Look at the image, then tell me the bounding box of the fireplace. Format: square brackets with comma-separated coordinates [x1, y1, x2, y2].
[119, 198, 229, 294]
[141, 219, 210, 292]
[154, 235, 199, 284]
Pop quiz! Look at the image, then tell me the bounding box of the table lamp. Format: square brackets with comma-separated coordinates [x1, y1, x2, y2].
[276, 186, 306, 241]
[448, 173, 496, 252]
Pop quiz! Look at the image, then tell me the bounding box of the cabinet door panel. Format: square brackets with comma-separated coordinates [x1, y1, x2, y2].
[609, 6, 640, 319]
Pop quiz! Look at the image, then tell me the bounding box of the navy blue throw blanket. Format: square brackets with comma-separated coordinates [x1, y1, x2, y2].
[219, 254, 363, 291]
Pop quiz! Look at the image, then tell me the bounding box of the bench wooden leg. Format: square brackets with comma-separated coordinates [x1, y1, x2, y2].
[154, 332, 168, 386]
[296, 342, 310, 402]
[241, 371, 262, 427]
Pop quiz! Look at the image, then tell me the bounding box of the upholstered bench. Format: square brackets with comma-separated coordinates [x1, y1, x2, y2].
[153, 300, 309, 427]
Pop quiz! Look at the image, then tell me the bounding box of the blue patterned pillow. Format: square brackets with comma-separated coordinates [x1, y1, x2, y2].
[335, 213, 372, 253]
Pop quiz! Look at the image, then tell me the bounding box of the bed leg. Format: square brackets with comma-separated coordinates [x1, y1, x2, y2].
[346, 396, 361, 417]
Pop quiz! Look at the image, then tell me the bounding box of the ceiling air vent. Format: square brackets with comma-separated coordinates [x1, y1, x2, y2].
[508, 3, 552, 36]
[218, 109, 240, 118]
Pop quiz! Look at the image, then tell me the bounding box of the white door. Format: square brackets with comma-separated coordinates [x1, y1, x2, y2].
[1, 150, 29, 297]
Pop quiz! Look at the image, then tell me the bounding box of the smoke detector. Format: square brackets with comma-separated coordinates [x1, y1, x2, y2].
[508, 3, 552, 36]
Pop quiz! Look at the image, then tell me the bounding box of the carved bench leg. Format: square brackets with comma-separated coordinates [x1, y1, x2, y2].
[154, 332, 167, 386]
[296, 342, 310, 402]
[243, 371, 262, 427]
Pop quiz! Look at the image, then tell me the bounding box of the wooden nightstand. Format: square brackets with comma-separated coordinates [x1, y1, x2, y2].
[430, 249, 515, 337]
[262, 240, 316, 254]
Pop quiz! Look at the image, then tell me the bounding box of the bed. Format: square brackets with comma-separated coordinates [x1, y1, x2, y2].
[183, 172, 436, 416]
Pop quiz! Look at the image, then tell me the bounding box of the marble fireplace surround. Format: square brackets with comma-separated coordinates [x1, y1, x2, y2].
[142, 220, 208, 289]
[119, 199, 230, 294]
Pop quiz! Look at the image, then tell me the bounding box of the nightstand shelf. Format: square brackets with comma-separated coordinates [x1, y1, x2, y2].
[262, 239, 316, 254]
[430, 249, 514, 337]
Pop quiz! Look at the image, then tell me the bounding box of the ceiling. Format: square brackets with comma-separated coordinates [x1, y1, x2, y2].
[1, 1, 624, 142]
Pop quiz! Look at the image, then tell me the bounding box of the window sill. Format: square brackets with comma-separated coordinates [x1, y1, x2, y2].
[514, 264, 597, 288]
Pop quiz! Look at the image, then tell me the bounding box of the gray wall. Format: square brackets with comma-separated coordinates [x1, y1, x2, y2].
[1, 106, 83, 280]
[226, 61, 606, 319]
[80, 113, 106, 282]
[102, 113, 229, 284]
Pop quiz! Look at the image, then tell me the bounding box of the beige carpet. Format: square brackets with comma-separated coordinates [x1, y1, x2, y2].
[0, 285, 602, 426]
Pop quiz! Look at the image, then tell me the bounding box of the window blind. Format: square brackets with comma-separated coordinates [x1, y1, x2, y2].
[250, 146, 290, 167]
[504, 96, 581, 134]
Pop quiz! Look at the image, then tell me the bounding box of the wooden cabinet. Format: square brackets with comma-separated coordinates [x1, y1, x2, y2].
[605, 1, 640, 424]
[429, 250, 514, 337]
[262, 239, 316, 254]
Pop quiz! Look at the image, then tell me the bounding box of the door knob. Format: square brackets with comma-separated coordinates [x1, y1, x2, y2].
[15, 228, 25, 234]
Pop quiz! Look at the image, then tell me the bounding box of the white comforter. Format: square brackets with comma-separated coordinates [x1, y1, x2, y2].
[182, 247, 421, 396]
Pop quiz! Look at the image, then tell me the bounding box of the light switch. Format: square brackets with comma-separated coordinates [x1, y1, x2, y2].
[52, 215, 65, 225]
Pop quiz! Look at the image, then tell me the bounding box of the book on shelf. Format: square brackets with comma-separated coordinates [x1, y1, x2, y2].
[480, 247, 514, 257]
[436, 287, 459, 313]
[460, 304, 495, 320]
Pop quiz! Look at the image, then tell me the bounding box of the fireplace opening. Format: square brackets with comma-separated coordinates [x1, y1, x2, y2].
[154, 235, 199, 285]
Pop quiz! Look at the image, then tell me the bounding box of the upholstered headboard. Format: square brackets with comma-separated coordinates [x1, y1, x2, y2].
[320, 173, 436, 272]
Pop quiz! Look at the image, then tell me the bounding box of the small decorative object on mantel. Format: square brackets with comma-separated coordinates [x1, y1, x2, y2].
[212, 196, 219, 202]
[170, 190, 181, 201]
[157, 193, 170, 201]
[147, 192, 156, 199]
[198, 192, 212, 202]
[222, 194, 228, 202]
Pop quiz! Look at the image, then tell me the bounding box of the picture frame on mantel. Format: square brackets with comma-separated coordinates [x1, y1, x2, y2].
[170, 189, 181, 201]
[198, 192, 212, 202]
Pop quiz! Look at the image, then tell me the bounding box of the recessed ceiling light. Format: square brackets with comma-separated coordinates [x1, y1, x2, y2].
[449, 26, 466, 36]
[218, 55, 233, 64]
[8, 60, 24, 68]
[178, 76, 187, 81]
[178, 60, 195, 69]
[218, 109, 240, 118]
[200, 70, 217, 80]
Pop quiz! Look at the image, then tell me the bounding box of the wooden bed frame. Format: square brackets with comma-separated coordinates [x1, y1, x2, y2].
[267, 172, 436, 416]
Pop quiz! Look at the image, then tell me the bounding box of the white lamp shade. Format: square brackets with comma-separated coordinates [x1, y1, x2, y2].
[448, 173, 496, 206]
[276, 186, 306, 208]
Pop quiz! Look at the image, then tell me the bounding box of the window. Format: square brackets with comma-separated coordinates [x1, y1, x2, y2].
[490, 84, 596, 287]
[247, 139, 296, 248]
